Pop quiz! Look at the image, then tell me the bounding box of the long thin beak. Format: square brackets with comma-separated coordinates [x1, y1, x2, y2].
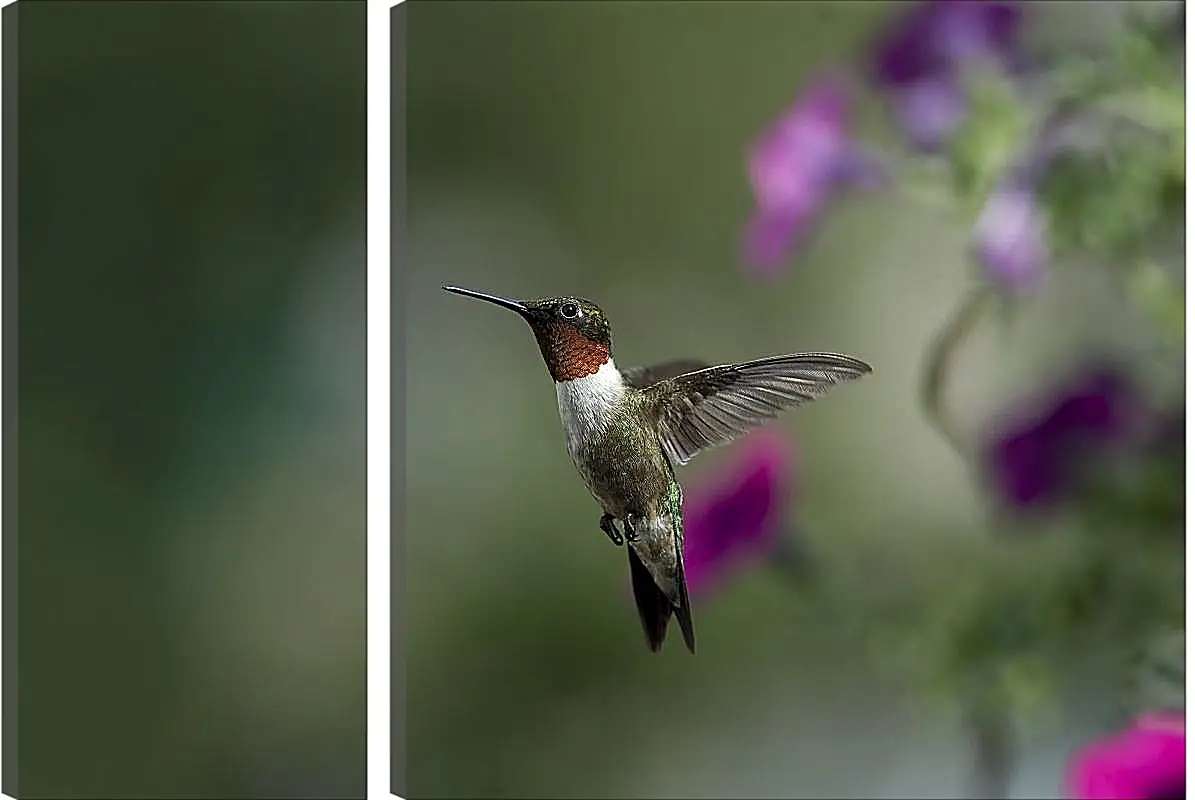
[442, 285, 530, 317]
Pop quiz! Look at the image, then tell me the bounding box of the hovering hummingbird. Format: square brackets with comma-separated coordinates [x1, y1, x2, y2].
[443, 285, 872, 654]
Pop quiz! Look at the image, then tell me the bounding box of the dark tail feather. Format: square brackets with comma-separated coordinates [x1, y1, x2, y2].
[628, 546, 672, 652]
[674, 557, 696, 655]
[627, 547, 696, 655]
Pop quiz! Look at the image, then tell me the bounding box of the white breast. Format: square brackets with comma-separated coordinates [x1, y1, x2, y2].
[555, 358, 625, 456]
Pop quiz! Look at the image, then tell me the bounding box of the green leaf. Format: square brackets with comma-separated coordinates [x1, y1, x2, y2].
[949, 71, 1030, 204]
[1129, 629, 1185, 714]
[997, 655, 1057, 721]
[1126, 259, 1185, 343]
[1039, 136, 1179, 264]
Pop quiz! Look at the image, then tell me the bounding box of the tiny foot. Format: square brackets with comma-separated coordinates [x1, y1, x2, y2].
[600, 514, 624, 546]
[622, 516, 640, 544]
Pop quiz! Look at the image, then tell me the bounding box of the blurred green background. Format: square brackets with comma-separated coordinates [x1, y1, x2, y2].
[403, 2, 1160, 798]
[15, 2, 364, 797]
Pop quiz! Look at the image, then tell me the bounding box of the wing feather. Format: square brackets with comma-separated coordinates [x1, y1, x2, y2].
[644, 352, 871, 465]
[620, 359, 710, 389]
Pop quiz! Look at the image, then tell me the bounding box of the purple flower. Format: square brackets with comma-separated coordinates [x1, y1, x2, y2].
[972, 177, 1049, 290]
[742, 75, 884, 273]
[682, 430, 797, 595]
[871, 1, 1023, 150]
[873, 0, 1021, 86]
[968, 97, 1101, 290]
[892, 76, 969, 151]
[1066, 713, 1185, 799]
[986, 369, 1142, 508]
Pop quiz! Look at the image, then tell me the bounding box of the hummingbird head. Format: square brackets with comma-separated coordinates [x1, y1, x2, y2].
[443, 285, 612, 382]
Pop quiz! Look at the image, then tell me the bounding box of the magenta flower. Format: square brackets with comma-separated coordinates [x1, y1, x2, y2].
[972, 177, 1049, 290]
[871, 0, 1023, 150]
[682, 430, 797, 595]
[986, 369, 1143, 508]
[742, 75, 884, 273]
[1066, 713, 1185, 799]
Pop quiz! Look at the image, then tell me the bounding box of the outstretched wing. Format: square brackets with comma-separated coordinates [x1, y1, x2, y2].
[620, 359, 710, 390]
[643, 353, 872, 465]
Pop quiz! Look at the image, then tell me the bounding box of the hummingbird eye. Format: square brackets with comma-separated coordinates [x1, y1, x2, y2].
[559, 302, 580, 319]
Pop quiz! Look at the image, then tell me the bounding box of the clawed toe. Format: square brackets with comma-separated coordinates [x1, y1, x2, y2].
[600, 514, 624, 546]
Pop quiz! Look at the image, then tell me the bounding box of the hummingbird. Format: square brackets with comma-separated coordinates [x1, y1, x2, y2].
[443, 285, 872, 654]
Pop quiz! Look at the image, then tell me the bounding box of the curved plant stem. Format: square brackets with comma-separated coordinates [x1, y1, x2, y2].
[923, 288, 1014, 793]
[920, 287, 995, 457]
[967, 694, 1015, 799]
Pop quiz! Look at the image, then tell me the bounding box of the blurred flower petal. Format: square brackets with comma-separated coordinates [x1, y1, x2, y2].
[1046, 372, 1140, 439]
[831, 144, 893, 189]
[972, 179, 1049, 291]
[742, 211, 803, 274]
[873, 0, 1023, 87]
[747, 88, 847, 210]
[987, 369, 1142, 508]
[990, 430, 1057, 506]
[872, 1, 1022, 147]
[683, 431, 797, 595]
[1066, 713, 1185, 799]
[892, 76, 968, 152]
[742, 75, 879, 271]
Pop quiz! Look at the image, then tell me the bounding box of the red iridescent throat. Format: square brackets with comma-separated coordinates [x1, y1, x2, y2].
[543, 322, 610, 382]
